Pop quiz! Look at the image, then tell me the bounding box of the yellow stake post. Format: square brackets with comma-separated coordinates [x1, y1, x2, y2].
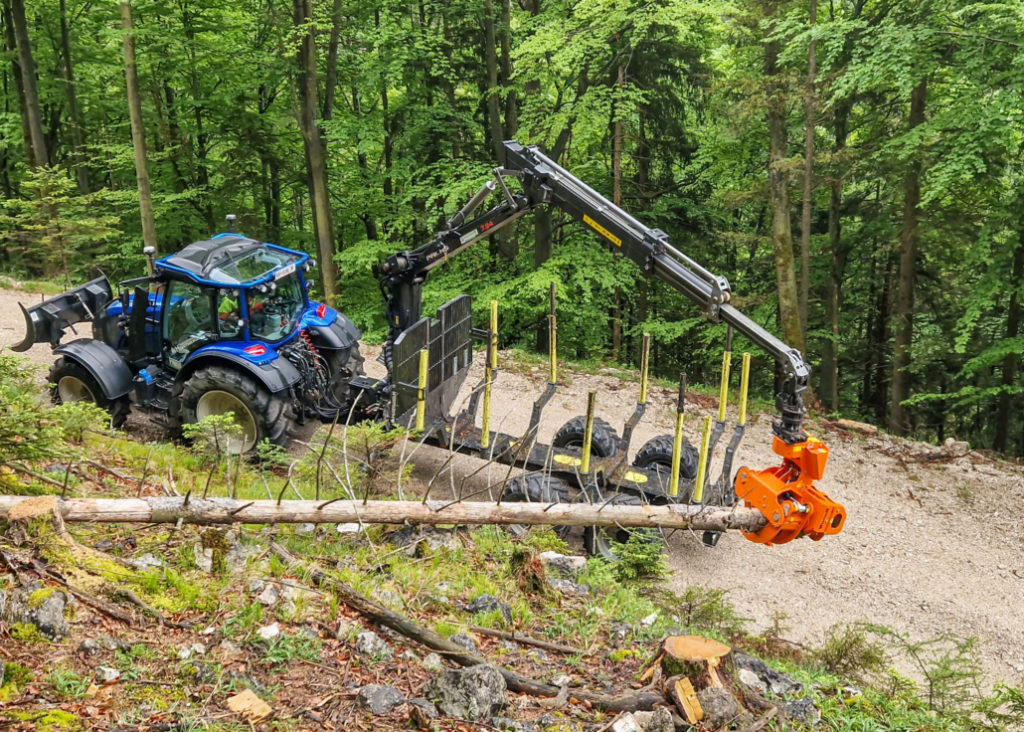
[669, 373, 686, 497]
[481, 300, 498, 448]
[548, 283, 557, 385]
[717, 350, 732, 421]
[580, 390, 597, 474]
[639, 333, 651, 405]
[415, 348, 429, 432]
[738, 353, 751, 427]
[693, 415, 713, 503]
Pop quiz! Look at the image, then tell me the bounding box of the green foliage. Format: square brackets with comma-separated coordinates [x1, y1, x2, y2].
[814, 622, 888, 681]
[47, 668, 90, 699]
[0, 354, 66, 462]
[610, 533, 669, 585]
[51, 401, 109, 444]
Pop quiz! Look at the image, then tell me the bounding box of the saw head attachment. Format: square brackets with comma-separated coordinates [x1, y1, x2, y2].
[734, 435, 846, 546]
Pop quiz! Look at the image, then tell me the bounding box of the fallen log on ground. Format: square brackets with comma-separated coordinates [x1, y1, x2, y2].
[270, 543, 664, 713]
[0, 496, 767, 533]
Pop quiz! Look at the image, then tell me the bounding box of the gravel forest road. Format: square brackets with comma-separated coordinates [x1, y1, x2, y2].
[2, 283, 1022, 685]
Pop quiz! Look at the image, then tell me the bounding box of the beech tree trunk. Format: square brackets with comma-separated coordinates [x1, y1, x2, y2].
[765, 36, 805, 355]
[0, 496, 769, 533]
[120, 2, 158, 253]
[889, 78, 927, 436]
[2, 0, 32, 166]
[294, 0, 339, 306]
[994, 233, 1024, 452]
[59, 0, 89, 192]
[821, 102, 850, 413]
[798, 0, 817, 342]
[9, 0, 46, 166]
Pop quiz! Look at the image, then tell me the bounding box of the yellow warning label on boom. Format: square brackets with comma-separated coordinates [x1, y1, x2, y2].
[583, 215, 621, 247]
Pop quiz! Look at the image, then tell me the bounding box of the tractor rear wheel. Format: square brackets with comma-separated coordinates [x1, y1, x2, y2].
[49, 357, 129, 428]
[552, 416, 620, 458]
[324, 344, 366, 416]
[499, 473, 571, 539]
[177, 365, 294, 454]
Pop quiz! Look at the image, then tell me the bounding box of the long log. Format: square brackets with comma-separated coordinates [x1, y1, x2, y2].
[0, 496, 767, 533]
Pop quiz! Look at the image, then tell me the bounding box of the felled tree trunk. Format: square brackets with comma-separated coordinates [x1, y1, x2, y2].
[0, 496, 767, 534]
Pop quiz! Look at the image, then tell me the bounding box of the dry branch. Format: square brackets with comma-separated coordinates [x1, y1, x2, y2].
[0, 496, 767, 533]
[270, 543, 664, 712]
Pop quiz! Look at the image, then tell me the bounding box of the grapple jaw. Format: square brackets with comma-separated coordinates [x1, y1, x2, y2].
[734, 436, 846, 546]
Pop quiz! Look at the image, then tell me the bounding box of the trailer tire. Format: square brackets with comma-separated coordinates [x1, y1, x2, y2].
[632, 434, 699, 481]
[500, 473, 571, 539]
[552, 416, 620, 458]
[49, 357, 130, 428]
[177, 365, 294, 454]
[581, 488, 662, 561]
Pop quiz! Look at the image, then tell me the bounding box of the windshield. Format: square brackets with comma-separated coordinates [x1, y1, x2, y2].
[246, 272, 306, 342]
[210, 248, 301, 285]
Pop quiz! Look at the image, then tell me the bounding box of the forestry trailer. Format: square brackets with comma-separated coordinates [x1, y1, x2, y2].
[11, 140, 845, 552]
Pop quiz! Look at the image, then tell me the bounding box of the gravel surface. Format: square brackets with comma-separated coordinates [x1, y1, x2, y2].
[3, 284, 1022, 685]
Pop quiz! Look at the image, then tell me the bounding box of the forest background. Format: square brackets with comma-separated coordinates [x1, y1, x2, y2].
[1, 0, 1022, 455]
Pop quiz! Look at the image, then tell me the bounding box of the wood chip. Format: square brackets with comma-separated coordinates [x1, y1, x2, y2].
[673, 677, 703, 724]
[227, 688, 273, 721]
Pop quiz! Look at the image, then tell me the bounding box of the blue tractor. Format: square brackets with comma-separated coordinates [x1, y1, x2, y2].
[12, 228, 367, 453]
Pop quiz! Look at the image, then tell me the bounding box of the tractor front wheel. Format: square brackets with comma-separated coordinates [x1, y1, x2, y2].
[49, 357, 129, 428]
[177, 366, 295, 454]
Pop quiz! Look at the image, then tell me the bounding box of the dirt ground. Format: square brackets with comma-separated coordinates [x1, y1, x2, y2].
[3, 284, 1023, 686]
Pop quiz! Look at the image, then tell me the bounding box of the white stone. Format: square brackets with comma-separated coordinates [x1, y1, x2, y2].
[257, 622, 280, 640]
[95, 666, 120, 683]
[610, 712, 640, 732]
[336, 523, 361, 533]
[640, 612, 658, 626]
[257, 584, 280, 607]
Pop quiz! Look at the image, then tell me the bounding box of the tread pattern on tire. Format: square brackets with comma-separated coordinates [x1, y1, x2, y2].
[552, 416, 620, 458]
[632, 434, 699, 481]
[177, 365, 295, 449]
[582, 489, 662, 560]
[49, 357, 130, 428]
[500, 473, 570, 539]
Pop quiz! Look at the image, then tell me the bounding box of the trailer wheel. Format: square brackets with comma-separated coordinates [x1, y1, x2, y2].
[552, 416, 620, 458]
[178, 365, 294, 454]
[49, 357, 129, 428]
[580, 487, 662, 561]
[499, 473, 571, 539]
[324, 344, 366, 416]
[633, 434, 699, 482]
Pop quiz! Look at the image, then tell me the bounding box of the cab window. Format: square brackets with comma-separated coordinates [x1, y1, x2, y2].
[163, 281, 214, 367]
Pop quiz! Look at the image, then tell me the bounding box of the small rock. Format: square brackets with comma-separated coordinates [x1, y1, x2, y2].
[95, 666, 120, 683]
[448, 632, 478, 653]
[248, 578, 266, 594]
[467, 594, 512, 624]
[336, 523, 362, 533]
[356, 630, 392, 658]
[697, 688, 739, 729]
[385, 526, 458, 556]
[610, 712, 640, 732]
[177, 642, 207, 660]
[423, 665, 507, 721]
[640, 612, 658, 627]
[130, 553, 163, 570]
[94, 539, 114, 552]
[549, 578, 590, 596]
[526, 648, 547, 662]
[256, 584, 280, 607]
[538, 551, 587, 579]
[422, 653, 444, 672]
[217, 639, 244, 658]
[399, 649, 419, 662]
[738, 667, 767, 694]
[609, 622, 631, 641]
[550, 674, 571, 687]
[201, 626, 217, 636]
[499, 640, 518, 653]
[356, 684, 405, 715]
[295, 523, 316, 535]
[408, 697, 439, 718]
[25, 590, 73, 640]
[783, 697, 821, 725]
[257, 622, 280, 640]
[632, 707, 674, 732]
[490, 717, 540, 732]
[78, 638, 102, 656]
[97, 635, 127, 651]
[734, 652, 803, 696]
[942, 437, 970, 457]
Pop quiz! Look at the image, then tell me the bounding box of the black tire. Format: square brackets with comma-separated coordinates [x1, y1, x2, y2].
[324, 344, 366, 415]
[581, 488, 662, 560]
[632, 434, 699, 481]
[49, 357, 129, 428]
[552, 416, 620, 458]
[176, 365, 295, 454]
[500, 473, 571, 539]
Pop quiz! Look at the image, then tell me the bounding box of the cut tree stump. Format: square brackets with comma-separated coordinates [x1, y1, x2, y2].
[660, 635, 732, 688]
